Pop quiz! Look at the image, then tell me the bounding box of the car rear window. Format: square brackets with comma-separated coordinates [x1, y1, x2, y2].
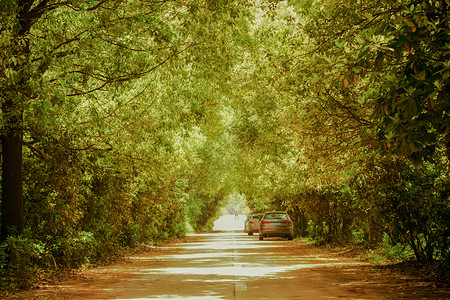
[264, 213, 288, 219]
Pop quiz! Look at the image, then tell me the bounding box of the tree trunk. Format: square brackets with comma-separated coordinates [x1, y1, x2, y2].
[297, 210, 308, 236]
[1, 99, 24, 242]
[1, 3, 29, 242]
[368, 212, 382, 245]
[342, 214, 353, 241]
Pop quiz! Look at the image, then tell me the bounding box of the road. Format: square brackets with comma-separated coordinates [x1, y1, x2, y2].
[9, 215, 449, 299]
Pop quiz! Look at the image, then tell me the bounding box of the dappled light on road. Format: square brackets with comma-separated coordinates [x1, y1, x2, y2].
[106, 230, 360, 300]
[10, 228, 448, 300]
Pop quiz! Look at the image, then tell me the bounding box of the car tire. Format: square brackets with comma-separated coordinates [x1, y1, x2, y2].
[288, 235, 293, 240]
[259, 234, 264, 240]
[248, 232, 253, 235]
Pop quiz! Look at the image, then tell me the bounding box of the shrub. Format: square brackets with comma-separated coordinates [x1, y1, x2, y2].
[0, 233, 45, 290]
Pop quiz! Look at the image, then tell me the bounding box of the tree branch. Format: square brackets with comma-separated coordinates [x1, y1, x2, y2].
[67, 40, 206, 97]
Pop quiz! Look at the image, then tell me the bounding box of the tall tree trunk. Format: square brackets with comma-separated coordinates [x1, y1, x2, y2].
[0, 2, 30, 242]
[1, 99, 24, 242]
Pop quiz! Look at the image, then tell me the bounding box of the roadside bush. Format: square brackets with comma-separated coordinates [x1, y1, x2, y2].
[0, 233, 45, 290]
[188, 193, 223, 231]
[0, 147, 200, 292]
[379, 161, 449, 262]
[368, 233, 416, 263]
[286, 188, 359, 244]
[48, 231, 96, 269]
[353, 157, 450, 263]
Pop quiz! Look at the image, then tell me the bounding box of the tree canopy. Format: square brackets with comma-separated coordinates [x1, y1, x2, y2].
[1, 0, 449, 289]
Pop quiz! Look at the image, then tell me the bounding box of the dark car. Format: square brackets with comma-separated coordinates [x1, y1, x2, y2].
[245, 213, 263, 235]
[258, 211, 293, 240]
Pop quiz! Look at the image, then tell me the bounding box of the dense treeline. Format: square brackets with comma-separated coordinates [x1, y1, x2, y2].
[1, 0, 448, 291]
[0, 0, 244, 289]
[232, 0, 449, 271]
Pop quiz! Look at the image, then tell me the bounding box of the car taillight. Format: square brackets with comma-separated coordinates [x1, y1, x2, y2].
[283, 220, 292, 224]
[261, 221, 269, 224]
[249, 221, 253, 224]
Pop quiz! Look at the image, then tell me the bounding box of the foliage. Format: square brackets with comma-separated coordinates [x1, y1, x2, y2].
[223, 193, 251, 215]
[1, 0, 252, 290]
[364, 233, 416, 264]
[1, 0, 449, 292]
[352, 156, 450, 262]
[227, 0, 449, 266]
[296, 0, 450, 162]
[0, 233, 45, 290]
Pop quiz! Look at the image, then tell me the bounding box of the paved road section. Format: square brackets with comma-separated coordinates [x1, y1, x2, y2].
[8, 215, 449, 299]
[21, 232, 360, 299]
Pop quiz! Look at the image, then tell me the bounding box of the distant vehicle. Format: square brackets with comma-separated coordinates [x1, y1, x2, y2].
[244, 213, 263, 235]
[258, 211, 293, 240]
[244, 215, 252, 233]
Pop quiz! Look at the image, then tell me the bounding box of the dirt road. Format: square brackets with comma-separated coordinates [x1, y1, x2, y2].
[7, 215, 449, 299]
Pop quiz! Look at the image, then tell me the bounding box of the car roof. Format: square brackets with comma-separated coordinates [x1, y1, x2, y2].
[264, 211, 287, 214]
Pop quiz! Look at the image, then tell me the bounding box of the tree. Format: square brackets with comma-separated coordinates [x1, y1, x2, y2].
[296, 0, 449, 162]
[0, 0, 223, 241]
[224, 0, 449, 259]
